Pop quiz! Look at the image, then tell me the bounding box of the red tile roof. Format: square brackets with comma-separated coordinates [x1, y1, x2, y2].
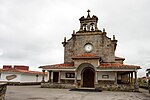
[39, 63, 75, 69]
[72, 53, 100, 59]
[99, 63, 141, 69]
[39, 62, 141, 70]
[0, 68, 45, 75]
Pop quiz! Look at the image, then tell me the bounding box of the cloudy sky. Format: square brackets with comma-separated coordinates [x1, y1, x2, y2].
[0, 0, 150, 77]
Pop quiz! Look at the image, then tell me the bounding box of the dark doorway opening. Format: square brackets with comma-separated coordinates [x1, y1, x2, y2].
[53, 72, 59, 83]
[82, 68, 95, 87]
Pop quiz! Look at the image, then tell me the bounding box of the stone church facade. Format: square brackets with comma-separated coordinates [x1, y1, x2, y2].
[40, 10, 141, 91]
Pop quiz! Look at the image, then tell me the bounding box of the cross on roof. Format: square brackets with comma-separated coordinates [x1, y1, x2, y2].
[87, 9, 91, 18]
[87, 9, 90, 13]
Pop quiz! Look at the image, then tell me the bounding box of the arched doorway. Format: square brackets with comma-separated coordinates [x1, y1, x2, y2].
[82, 68, 95, 87]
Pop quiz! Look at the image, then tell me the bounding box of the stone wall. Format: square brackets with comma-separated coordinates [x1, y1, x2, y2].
[0, 83, 7, 100]
[41, 82, 135, 92]
[64, 32, 116, 63]
[41, 83, 75, 89]
[95, 84, 135, 92]
[61, 79, 74, 84]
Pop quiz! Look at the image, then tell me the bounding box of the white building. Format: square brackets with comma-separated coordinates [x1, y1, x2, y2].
[0, 65, 47, 83]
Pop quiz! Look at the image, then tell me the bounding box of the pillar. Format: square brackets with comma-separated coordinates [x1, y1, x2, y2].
[134, 71, 139, 91]
[134, 71, 137, 84]
[58, 71, 61, 83]
[74, 70, 77, 84]
[115, 71, 117, 84]
[128, 73, 131, 84]
[42, 70, 45, 82]
[51, 71, 53, 83]
[95, 71, 98, 84]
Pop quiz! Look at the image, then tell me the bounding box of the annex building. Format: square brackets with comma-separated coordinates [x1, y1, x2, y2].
[40, 10, 141, 91]
[0, 65, 47, 84]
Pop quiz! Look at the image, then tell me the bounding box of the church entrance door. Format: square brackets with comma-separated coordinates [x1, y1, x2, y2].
[53, 72, 59, 83]
[82, 68, 95, 88]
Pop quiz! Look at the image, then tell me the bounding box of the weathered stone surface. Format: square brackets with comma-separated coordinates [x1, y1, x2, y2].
[95, 84, 135, 92]
[41, 83, 75, 89]
[64, 33, 116, 64]
[41, 82, 135, 92]
[0, 83, 7, 100]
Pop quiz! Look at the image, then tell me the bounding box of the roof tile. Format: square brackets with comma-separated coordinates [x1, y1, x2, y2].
[0, 68, 44, 75]
[72, 53, 100, 59]
[39, 63, 75, 69]
[99, 63, 141, 69]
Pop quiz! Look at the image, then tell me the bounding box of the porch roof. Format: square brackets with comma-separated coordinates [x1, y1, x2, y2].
[39, 63, 75, 69]
[99, 63, 141, 69]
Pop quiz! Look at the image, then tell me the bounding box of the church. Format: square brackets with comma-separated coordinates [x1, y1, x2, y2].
[40, 10, 141, 91]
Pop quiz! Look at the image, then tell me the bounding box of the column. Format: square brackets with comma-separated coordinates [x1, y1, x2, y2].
[42, 70, 45, 82]
[74, 70, 77, 84]
[128, 73, 131, 84]
[134, 71, 139, 91]
[58, 71, 61, 83]
[95, 71, 98, 84]
[51, 71, 53, 83]
[134, 71, 138, 84]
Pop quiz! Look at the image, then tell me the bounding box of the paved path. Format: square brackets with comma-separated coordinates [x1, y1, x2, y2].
[5, 85, 150, 100]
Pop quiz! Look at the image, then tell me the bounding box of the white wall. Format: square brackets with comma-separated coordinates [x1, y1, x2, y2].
[48, 70, 116, 81]
[98, 71, 115, 80]
[0, 73, 21, 82]
[20, 74, 43, 82]
[0, 72, 47, 82]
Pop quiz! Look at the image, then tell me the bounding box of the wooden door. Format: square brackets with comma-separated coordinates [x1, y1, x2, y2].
[83, 68, 94, 87]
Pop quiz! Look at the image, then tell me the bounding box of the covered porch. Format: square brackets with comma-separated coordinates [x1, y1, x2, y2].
[40, 63, 141, 92]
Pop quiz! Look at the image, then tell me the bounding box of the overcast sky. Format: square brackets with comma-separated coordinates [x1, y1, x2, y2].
[0, 0, 150, 77]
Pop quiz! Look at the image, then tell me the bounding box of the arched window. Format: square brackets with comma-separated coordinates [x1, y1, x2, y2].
[90, 23, 95, 31]
[83, 24, 87, 31]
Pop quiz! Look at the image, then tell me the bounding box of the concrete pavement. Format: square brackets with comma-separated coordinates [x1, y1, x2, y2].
[6, 85, 150, 100]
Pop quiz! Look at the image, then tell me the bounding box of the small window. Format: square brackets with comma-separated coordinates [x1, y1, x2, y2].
[102, 75, 109, 79]
[66, 73, 75, 78]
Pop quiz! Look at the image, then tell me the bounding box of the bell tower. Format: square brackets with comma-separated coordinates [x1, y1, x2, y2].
[78, 10, 101, 32]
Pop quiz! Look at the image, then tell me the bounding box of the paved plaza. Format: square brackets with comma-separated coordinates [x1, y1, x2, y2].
[6, 85, 150, 100]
